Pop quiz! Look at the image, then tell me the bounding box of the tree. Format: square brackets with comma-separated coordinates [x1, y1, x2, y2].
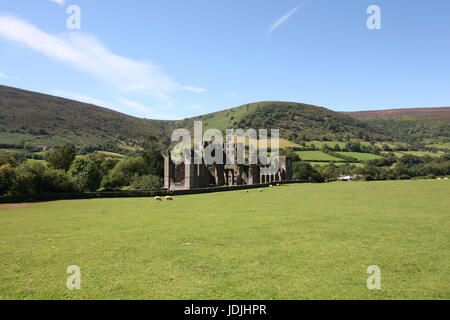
[130, 174, 163, 190]
[47, 145, 76, 171]
[0, 153, 16, 167]
[69, 157, 102, 192]
[143, 137, 164, 177]
[12, 161, 75, 195]
[333, 144, 342, 152]
[101, 157, 151, 190]
[293, 162, 324, 182]
[0, 164, 15, 195]
[280, 148, 301, 163]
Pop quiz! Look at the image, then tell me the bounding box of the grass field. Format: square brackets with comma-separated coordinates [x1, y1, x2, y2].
[309, 162, 364, 168]
[0, 180, 449, 300]
[426, 142, 450, 150]
[399, 151, 445, 158]
[295, 151, 343, 162]
[336, 152, 383, 161]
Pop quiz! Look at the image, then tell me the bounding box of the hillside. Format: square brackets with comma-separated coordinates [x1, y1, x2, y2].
[177, 101, 386, 142]
[1, 86, 390, 152]
[344, 107, 450, 143]
[1, 85, 449, 154]
[0, 85, 172, 151]
[344, 107, 450, 122]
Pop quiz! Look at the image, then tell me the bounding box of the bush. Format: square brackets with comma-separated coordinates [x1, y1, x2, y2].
[43, 168, 77, 193]
[47, 145, 76, 171]
[12, 162, 75, 195]
[130, 174, 163, 190]
[101, 157, 151, 190]
[293, 162, 324, 182]
[0, 164, 16, 195]
[69, 157, 102, 192]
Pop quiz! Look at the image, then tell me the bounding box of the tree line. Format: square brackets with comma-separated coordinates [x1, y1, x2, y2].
[0, 138, 164, 197]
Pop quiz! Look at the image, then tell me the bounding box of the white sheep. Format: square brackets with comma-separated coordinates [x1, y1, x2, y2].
[155, 196, 162, 201]
[165, 196, 174, 201]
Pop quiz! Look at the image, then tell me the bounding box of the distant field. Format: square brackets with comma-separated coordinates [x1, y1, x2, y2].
[399, 151, 445, 158]
[336, 152, 383, 161]
[96, 151, 126, 158]
[295, 151, 343, 162]
[305, 141, 347, 149]
[309, 162, 364, 168]
[26, 159, 47, 165]
[345, 107, 450, 122]
[1, 180, 449, 300]
[426, 143, 450, 150]
[0, 132, 106, 149]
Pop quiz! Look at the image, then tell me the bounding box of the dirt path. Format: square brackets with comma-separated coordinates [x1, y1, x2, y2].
[0, 204, 33, 210]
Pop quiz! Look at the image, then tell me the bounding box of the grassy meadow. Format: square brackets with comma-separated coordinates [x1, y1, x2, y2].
[0, 180, 449, 300]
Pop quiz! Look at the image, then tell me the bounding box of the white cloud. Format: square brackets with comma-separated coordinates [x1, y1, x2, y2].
[180, 86, 207, 93]
[0, 15, 203, 100]
[268, 3, 304, 35]
[49, 0, 66, 6]
[118, 98, 179, 120]
[53, 90, 105, 106]
[0, 72, 8, 79]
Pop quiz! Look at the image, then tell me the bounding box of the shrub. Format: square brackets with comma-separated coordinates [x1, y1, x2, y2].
[0, 164, 16, 195]
[130, 174, 163, 190]
[12, 162, 75, 195]
[47, 145, 76, 171]
[293, 162, 324, 182]
[101, 157, 151, 190]
[69, 157, 102, 192]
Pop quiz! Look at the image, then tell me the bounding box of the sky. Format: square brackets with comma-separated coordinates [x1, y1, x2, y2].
[0, 0, 449, 120]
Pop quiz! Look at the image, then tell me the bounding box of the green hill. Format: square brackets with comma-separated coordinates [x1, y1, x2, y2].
[344, 108, 450, 144]
[0, 85, 173, 151]
[1, 85, 449, 154]
[177, 101, 387, 142]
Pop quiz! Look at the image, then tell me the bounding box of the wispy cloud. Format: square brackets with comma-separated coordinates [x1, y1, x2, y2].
[53, 90, 105, 106]
[0, 72, 8, 79]
[180, 86, 207, 93]
[267, 3, 304, 35]
[49, 0, 66, 6]
[118, 98, 179, 120]
[0, 15, 204, 101]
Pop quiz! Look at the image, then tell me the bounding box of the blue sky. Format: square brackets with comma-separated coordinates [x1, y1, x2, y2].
[0, 0, 449, 119]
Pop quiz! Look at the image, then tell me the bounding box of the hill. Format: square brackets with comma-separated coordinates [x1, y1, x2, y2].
[2, 85, 450, 154]
[177, 101, 386, 142]
[344, 107, 450, 144]
[344, 107, 450, 122]
[0, 85, 172, 151]
[1, 86, 390, 152]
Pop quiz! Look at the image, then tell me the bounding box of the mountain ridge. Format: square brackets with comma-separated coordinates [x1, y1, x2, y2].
[1, 84, 449, 151]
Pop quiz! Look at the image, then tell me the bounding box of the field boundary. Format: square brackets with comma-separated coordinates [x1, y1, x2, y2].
[0, 180, 315, 204]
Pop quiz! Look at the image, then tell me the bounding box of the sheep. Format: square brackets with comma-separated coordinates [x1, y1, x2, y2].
[165, 196, 174, 201]
[155, 196, 162, 201]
